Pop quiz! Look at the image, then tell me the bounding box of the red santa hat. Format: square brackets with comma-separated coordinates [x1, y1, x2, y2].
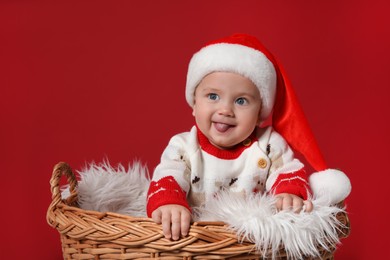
[185, 34, 351, 203]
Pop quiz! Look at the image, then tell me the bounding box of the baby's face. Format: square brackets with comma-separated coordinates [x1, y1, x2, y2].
[193, 72, 262, 149]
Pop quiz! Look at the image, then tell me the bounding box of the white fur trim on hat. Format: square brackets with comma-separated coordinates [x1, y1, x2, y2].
[186, 43, 277, 120]
[309, 169, 352, 205]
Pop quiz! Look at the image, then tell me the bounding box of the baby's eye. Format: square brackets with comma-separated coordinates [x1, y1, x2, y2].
[235, 97, 248, 106]
[208, 93, 219, 101]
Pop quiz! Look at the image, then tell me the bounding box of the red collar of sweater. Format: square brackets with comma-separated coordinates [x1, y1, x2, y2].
[196, 125, 258, 160]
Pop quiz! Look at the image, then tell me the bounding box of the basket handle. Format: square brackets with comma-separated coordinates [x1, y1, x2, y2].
[47, 162, 78, 226]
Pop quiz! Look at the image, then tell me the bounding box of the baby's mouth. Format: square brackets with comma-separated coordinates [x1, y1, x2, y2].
[213, 122, 234, 133]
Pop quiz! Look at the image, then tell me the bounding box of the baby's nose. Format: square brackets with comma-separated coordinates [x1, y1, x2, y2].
[218, 103, 234, 117]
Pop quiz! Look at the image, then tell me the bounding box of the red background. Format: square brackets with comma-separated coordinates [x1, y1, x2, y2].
[1, 1, 389, 259]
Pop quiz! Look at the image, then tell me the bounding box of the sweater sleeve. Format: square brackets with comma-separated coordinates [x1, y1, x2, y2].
[146, 133, 192, 217]
[265, 130, 312, 200]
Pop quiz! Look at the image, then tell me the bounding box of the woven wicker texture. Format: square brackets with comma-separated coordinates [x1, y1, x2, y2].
[47, 162, 350, 259]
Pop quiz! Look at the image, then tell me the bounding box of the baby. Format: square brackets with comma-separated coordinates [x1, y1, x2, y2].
[146, 34, 320, 241]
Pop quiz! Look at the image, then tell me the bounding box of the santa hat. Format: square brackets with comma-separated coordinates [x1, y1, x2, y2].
[185, 34, 351, 204]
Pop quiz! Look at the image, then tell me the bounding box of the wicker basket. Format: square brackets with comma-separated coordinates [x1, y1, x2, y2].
[47, 162, 350, 259]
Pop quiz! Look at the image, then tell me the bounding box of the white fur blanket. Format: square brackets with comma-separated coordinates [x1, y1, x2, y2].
[61, 161, 348, 259]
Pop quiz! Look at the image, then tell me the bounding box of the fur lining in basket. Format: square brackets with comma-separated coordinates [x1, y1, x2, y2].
[61, 161, 347, 259]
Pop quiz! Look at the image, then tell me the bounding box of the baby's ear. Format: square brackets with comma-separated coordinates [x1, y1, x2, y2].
[192, 101, 196, 117]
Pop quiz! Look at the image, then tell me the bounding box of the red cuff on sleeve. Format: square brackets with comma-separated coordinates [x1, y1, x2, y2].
[146, 176, 191, 217]
[271, 169, 312, 200]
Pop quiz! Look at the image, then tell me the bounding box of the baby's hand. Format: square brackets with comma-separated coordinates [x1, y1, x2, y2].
[275, 193, 313, 213]
[151, 204, 191, 240]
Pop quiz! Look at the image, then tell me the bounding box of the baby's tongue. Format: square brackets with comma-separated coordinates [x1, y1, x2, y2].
[214, 123, 231, 132]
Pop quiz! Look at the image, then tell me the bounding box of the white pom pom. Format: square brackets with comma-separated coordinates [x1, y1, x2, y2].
[309, 169, 351, 204]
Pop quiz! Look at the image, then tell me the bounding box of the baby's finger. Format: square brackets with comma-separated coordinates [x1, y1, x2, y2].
[170, 211, 181, 240]
[151, 209, 162, 224]
[275, 197, 283, 211]
[292, 198, 304, 213]
[181, 211, 191, 237]
[161, 212, 172, 239]
[282, 196, 292, 211]
[303, 200, 314, 212]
